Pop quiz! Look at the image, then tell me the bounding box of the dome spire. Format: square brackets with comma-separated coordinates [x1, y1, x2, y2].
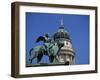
[61, 18, 63, 26]
[59, 18, 64, 29]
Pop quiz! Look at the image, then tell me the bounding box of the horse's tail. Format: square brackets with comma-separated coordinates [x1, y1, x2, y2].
[29, 48, 33, 56]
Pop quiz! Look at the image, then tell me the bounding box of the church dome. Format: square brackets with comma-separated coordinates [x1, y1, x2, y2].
[53, 26, 70, 40]
[53, 19, 70, 41]
[53, 27, 70, 40]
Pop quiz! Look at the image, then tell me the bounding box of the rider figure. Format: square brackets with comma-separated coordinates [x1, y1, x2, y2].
[44, 33, 52, 56]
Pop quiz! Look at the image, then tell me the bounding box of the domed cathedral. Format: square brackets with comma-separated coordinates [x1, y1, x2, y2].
[53, 19, 75, 65]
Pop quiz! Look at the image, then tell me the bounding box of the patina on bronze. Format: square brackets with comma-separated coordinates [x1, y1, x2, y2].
[29, 33, 64, 64]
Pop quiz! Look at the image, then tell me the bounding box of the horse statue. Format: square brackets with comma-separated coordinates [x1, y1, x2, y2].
[29, 45, 46, 64]
[29, 34, 64, 64]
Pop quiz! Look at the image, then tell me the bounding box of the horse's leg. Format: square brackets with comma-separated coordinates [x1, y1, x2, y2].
[49, 56, 51, 63]
[55, 55, 60, 63]
[49, 57, 51, 63]
[52, 57, 57, 63]
[37, 54, 43, 63]
[50, 55, 59, 63]
[29, 59, 32, 64]
[29, 51, 37, 64]
[29, 56, 36, 64]
[49, 55, 54, 63]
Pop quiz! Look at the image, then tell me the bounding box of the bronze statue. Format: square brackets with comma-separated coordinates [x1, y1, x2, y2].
[29, 33, 64, 64]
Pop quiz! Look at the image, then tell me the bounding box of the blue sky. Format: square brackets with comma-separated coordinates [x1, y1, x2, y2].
[26, 12, 89, 65]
